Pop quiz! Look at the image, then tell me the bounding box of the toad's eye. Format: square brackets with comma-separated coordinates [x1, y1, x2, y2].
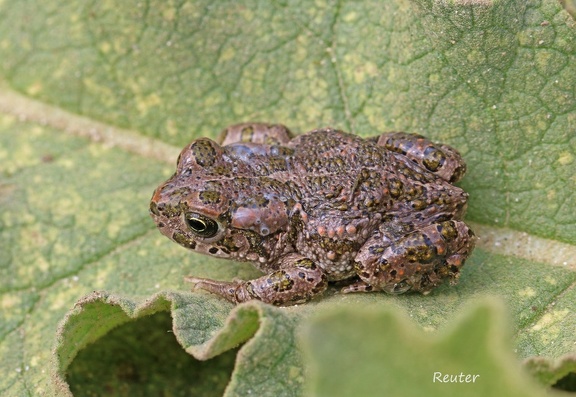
[184, 212, 219, 238]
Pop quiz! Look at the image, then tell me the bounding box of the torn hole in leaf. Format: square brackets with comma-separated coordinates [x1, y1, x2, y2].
[552, 372, 576, 392]
[66, 312, 237, 397]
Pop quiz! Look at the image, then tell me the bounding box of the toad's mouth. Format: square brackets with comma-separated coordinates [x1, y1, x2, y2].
[190, 242, 234, 259]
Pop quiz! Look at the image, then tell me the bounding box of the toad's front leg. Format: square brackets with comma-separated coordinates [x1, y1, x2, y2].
[186, 254, 328, 306]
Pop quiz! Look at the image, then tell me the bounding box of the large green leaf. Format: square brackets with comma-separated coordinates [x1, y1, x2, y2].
[302, 299, 549, 397]
[0, 0, 574, 396]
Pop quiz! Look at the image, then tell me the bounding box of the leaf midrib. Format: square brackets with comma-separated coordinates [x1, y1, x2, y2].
[1, 84, 575, 269]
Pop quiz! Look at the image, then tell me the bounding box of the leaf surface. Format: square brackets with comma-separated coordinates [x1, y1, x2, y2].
[0, 0, 574, 396]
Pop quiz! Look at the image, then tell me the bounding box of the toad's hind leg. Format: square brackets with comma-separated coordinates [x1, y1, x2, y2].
[375, 132, 467, 183]
[353, 220, 475, 295]
[186, 254, 328, 306]
[218, 122, 293, 146]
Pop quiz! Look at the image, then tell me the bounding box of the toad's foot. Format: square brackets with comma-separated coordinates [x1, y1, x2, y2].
[340, 279, 412, 295]
[186, 254, 328, 306]
[340, 280, 374, 294]
[375, 132, 466, 183]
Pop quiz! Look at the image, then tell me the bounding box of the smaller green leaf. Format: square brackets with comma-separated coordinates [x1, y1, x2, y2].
[54, 291, 304, 397]
[524, 354, 576, 388]
[302, 298, 550, 397]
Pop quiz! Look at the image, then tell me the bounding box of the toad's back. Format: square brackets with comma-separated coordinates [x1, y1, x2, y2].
[280, 129, 467, 227]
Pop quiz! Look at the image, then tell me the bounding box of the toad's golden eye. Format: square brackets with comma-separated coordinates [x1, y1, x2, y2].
[184, 212, 219, 238]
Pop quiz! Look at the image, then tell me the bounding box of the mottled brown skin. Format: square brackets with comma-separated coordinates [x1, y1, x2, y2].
[150, 123, 475, 305]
